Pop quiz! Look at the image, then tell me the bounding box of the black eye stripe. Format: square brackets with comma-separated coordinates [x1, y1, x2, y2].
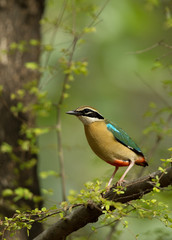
[79, 109, 104, 119]
[88, 112, 104, 119]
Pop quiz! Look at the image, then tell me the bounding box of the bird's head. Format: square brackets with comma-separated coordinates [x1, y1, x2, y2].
[66, 106, 104, 125]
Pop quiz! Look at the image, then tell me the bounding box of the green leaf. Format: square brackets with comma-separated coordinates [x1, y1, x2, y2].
[33, 195, 42, 203]
[123, 220, 128, 228]
[16, 210, 21, 213]
[42, 188, 54, 195]
[149, 102, 156, 108]
[65, 84, 71, 89]
[0, 85, 3, 95]
[2, 189, 13, 197]
[29, 39, 40, 46]
[40, 170, 59, 179]
[151, 199, 157, 204]
[158, 167, 167, 173]
[10, 93, 16, 100]
[20, 158, 37, 170]
[153, 187, 160, 193]
[105, 204, 110, 211]
[17, 89, 25, 99]
[10, 42, 18, 50]
[33, 128, 49, 136]
[91, 226, 96, 231]
[59, 212, 64, 219]
[152, 61, 163, 70]
[83, 27, 96, 33]
[43, 44, 54, 51]
[1, 142, 13, 153]
[41, 207, 47, 212]
[18, 140, 30, 151]
[25, 62, 39, 70]
[14, 187, 33, 201]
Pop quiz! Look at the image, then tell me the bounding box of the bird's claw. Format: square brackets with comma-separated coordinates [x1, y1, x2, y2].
[116, 179, 128, 187]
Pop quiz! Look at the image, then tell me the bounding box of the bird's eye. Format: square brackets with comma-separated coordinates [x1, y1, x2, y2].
[84, 109, 90, 113]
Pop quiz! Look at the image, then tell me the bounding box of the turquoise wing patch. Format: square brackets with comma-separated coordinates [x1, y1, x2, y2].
[106, 120, 143, 155]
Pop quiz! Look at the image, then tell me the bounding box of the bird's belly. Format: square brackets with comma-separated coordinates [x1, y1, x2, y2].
[84, 123, 137, 166]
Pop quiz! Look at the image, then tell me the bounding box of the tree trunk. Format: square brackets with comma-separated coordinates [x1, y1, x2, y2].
[0, 0, 44, 239]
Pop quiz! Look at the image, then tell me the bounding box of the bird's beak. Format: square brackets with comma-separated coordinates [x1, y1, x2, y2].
[66, 110, 81, 116]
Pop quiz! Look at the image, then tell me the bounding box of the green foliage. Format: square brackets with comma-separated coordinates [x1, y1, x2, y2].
[2, 187, 42, 203]
[60, 58, 88, 82]
[25, 62, 39, 71]
[40, 170, 59, 179]
[0, 142, 13, 153]
[67, 180, 106, 205]
[0, 208, 48, 238]
[1, 179, 172, 238]
[9, 41, 27, 52]
[14, 188, 33, 202]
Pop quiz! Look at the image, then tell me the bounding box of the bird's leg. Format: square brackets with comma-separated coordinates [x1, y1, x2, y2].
[107, 166, 119, 187]
[117, 161, 135, 186]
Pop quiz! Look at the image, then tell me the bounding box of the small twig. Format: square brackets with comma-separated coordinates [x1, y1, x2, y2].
[127, 40, 172, 55]
[135, 72, 171, 107]
[127, 41, 163, 55]
[87, 0, 110, 29]
[56, 106, 66, 202]
[43, 0, 68, 68]
[134, 71, 172, 178]
[55, 0, 111, 202]
[156, 51, 172, 62]
[105, 221, 119, 240]
[56, 35, 79, 202]
[160, 41, 172, 50]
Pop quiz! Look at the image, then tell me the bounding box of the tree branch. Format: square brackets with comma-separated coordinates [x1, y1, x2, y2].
[34, 167, 172, 240]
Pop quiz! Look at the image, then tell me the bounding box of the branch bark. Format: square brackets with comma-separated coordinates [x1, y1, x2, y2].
[34, 166, 172, 240]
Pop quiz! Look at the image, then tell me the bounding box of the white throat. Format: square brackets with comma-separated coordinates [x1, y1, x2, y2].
[78, 115, 103, 125]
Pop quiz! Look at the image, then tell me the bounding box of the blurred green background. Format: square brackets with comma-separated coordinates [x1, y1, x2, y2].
[38, 0, 172, 239]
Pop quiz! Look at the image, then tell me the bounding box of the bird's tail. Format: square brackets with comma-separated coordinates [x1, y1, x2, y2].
[135, 156, 148, 167]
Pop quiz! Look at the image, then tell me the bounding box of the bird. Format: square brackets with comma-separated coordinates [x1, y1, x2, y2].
[66, 106, 148, 187]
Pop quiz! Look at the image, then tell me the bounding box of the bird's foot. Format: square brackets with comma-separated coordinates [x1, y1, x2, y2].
[116, 179, 128, 187]
[105, 185, 112, 192]
[106, 180, 113, 192]
[105, 180, 128, 192]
